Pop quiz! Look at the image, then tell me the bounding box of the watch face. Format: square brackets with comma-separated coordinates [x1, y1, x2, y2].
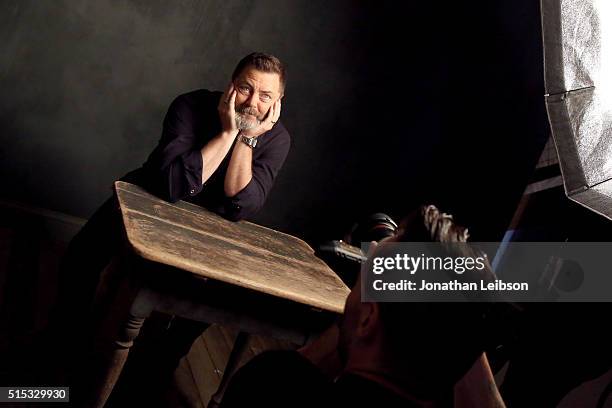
[241, 135, 257, 148]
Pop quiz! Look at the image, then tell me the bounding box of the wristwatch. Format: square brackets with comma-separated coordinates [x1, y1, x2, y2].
[239, 134, 258, 148]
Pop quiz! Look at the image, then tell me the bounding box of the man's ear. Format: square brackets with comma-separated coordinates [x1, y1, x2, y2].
[356, 302, 380, 340]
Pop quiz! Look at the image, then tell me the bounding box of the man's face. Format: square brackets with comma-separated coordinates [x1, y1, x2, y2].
[233, 66, 282, 130]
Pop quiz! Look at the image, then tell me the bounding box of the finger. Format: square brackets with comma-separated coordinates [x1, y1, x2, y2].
[221, 83, 235, 107]
[267, 101, 278, 125]
[220, 83, 230, 104]
[229, 89, 237, 109]
[262, 105, 272, 123]
[273, 99, 281, 123]
[269, 102, 277, 123]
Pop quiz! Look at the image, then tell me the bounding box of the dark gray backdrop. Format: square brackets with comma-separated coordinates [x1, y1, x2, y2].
[0, 1, 548, 243]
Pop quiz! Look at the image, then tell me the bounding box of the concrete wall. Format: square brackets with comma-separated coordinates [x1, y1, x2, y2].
[0, 1, 548, 242]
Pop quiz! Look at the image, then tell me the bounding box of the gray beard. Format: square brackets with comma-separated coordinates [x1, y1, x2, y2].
[235, 112, 261, 130]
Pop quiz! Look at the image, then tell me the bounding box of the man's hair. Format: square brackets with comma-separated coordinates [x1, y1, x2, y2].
[232, 52, 286, 93]
[377, 205, 497, 398]
[397, 204, 470, 243]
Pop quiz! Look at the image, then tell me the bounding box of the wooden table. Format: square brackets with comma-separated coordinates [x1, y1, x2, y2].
[87, 181, 349, 407]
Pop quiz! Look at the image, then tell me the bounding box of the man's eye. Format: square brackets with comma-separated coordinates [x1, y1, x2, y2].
[260, 94, 271, 101]
[239, 87, 250, 94]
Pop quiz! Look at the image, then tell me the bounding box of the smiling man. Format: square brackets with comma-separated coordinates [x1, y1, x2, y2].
[45, 53, 290, 400]
[127, 51, 291, 220]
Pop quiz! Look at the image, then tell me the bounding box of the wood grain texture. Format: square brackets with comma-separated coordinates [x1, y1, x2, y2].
[189, 335, 221, 405]
[115, 181, 349, 314]
[173, 357, 205, 408]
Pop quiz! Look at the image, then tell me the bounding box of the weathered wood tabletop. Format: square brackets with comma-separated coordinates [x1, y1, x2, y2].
[115, 181, 349, 314]
[85, 182, 349, 408]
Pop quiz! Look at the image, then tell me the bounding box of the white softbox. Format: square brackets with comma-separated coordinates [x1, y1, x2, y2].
[542, 0, 612, 219]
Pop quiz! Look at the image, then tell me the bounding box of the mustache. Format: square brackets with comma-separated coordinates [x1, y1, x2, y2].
[235, 105, 259, 116]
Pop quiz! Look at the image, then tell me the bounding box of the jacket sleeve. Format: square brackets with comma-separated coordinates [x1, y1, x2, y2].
[218, 126, 291, 221]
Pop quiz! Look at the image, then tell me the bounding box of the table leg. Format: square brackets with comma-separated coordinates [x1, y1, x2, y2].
[208, 331, 250, 408]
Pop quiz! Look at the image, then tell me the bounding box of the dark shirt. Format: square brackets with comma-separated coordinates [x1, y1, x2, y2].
[123, 89, 291, 221]
[220, 350, 423, 408]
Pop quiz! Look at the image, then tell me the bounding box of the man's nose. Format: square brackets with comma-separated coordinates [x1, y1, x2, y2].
[245, 92, 258, 107]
